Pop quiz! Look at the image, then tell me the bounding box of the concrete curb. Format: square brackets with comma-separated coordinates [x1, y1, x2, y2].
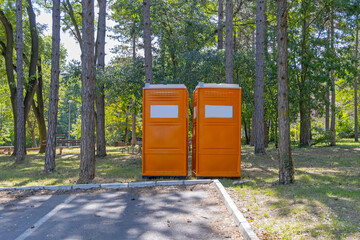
[100, 183, 129, 189]
[213, 179, 259, 240]
[0, 179, 212, 191]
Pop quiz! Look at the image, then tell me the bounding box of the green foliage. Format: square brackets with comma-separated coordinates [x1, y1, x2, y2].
[336, 111, 355, 138]
[312, 122, 332, 145]
[58, 60, 82, 138]
[0, 0, 359, 148]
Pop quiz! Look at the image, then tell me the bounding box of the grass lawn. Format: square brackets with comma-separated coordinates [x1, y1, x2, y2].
[222, 140, 360, 240]
[1, 141, 359, 239]
[0, 147, 143, 187]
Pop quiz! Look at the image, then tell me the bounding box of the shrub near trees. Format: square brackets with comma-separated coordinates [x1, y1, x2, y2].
[0, 0, 359, 184]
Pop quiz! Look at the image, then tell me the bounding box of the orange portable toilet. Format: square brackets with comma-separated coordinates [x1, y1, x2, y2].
[142, 83, 189, 177]
[192, 82, 241, 177]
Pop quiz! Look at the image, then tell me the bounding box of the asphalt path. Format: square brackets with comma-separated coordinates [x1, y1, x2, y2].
[0, 185, 242, 240]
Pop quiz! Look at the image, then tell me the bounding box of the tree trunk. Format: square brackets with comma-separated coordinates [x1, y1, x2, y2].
[330, 6, 336, 146]
[299, 2, 311, 147]
[254, 0, 265, 154]
[32, 59, 47, 153]
[277, 0, 294, 184]
[132, 27, 136, 61]
[96, 88, 106, 156]
[16, 0, 26, 163]
[45, 0, 61, 173]
[325, 28, 330, 132]
[131, 111, 137, 146]
[299, 99, 311, 146]
[79, 0, 96, 183]
[143, 0, 153, 83]
[330, 70, 335, 146]
[225, 0, 233, 83]
[250, 112, 255, 146]
[264, 120, 269, 148]
[325, 83, 330, 131]
[274, 117, 278, 148]
[131, 25, 137, 147]
[96, 0, 106, 157]
[27, 118, 37, 148]
[218, 0, 224, 50]
[0, 10, 17, 156]
[24, 0, 39, 120]
[354, 15, 359, 142]
[123, 116, 128, 144]
[242, 117, 250, 145]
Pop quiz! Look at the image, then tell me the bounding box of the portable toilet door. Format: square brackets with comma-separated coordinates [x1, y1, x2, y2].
[142, 84, 189, 177]
[192, 82, 241, 177]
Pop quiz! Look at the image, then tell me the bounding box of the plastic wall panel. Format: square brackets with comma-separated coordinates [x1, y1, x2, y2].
[142, 87, 188, 176]
[192, 87, 241, 177]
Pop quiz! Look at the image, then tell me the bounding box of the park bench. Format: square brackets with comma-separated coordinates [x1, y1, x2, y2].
[56, 139, 81, 154]
[42, 134, 80, 155]
[0, 146, 13, 155]
[114, 141, 131, 147]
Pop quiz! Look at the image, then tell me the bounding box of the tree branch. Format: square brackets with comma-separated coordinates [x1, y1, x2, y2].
[233, 0, 244, 16]
[0, 40, 5, 55]
[285, 0, 296, 16]
[305, 5, 327, 30]
[64, 0, 82, 49]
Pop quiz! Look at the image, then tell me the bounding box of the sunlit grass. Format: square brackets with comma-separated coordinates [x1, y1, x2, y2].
[224, 139, 360, 239]
[0, 147, 143, 187]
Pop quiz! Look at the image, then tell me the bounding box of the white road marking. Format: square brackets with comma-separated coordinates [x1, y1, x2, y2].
[15, 194, 77, 240]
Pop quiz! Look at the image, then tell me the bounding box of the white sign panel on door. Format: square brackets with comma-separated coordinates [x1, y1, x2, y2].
[150, 105, 179, 118]
[205, 105, 233, 118]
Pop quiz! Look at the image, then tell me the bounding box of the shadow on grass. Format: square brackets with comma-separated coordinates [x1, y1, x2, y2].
[0, 149, 145, 187]
[225, 143, 360, 239]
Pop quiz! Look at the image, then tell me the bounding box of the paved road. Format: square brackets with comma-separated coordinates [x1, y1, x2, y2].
[0, 185, 241, 240]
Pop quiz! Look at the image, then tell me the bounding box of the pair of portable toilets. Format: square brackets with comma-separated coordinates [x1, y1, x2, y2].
[142, 82, 241, 178]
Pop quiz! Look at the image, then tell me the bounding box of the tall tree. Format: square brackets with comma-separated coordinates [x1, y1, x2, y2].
[16, 0, 26, 162]
[131, 20, 137, 147]
[0, 9, 17, 155]
[123, 115, 128, 144]
[96, 0, 106, 157]
[299, 0, 311, 147]
[131, 111, 137, 146]
[79, 0, 96, 182]
[61, 0, 106, 156]
[218, 0, 224, 50]
[354, 13, 359, 142]
[1, 2, 43, 156]
[325, 27, 330, 133]
[45, 0, 61, 173]
[26, 0, 47, 154]
[330, 5, 336, 146]
[32, 58, 47, 153]
[277, 0, 294, 184]
[225, 0, 233, 83]
[24, 0, 39, 119]
[143, 0, 153, 83]
[325, 84, 330, 132]
[254, 0, 265, 154]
